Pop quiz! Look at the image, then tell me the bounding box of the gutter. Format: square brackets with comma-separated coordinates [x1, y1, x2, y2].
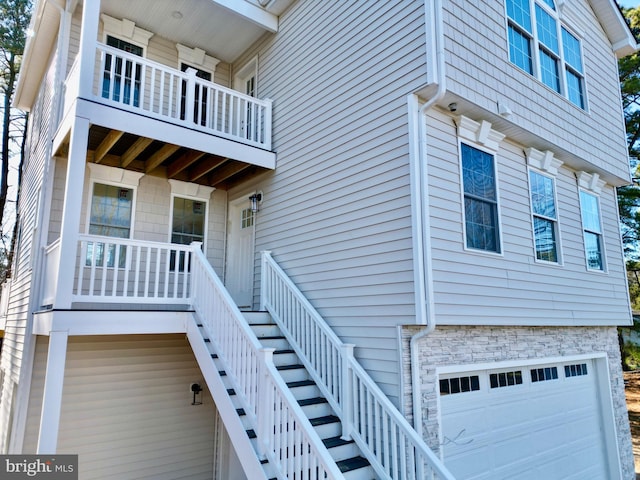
[408, 0, 446, 440]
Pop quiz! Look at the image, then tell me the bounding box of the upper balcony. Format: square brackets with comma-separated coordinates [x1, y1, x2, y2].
[18, 0, 290, 188]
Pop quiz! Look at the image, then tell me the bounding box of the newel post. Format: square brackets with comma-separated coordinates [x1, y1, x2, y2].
[190, 242, 203, 306]
[340, 344, 355, 441]
[256, 347, 275, 459]
[260, 251, 271, 311]
[185, 68, 198, 126]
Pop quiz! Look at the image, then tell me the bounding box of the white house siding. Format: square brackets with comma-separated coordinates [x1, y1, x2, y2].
[400, 325, 634, 479]
[427, 108, 630, 326]
[234, 0, 429, 406]
[0, 44, 56, 448]
[22, 334, 220, 479]
[443, 0, 629, 182]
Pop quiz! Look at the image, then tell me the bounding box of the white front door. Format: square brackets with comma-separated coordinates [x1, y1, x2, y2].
[225, 199, 255, 308]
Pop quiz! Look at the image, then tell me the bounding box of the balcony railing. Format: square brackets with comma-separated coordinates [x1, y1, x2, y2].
[64, 43, 272, 150]
[41, 235, 196, 307]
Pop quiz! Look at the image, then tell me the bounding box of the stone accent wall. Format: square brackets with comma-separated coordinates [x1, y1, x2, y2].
[400, 325, 634, 479]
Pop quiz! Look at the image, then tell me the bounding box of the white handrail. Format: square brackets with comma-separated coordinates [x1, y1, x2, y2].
[190, 246, 343, 479]
[261, 251, 456, 480]
[94, 43, 272, 150]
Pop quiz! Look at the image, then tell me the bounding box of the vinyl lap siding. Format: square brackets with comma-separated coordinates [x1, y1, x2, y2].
[427, 108, 630, 326]
[243, 0, 428, 404]
[443, 0, 629, 181]
[0, 49, 55, 384]
[23, 335, 217, 480]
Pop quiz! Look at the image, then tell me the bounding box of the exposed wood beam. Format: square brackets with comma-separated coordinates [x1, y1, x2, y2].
[208, 162, 250, 185]
[121, 137, 154, 168]
[86, 151, 121, 165]
[145, 144, 180, 173]
[189, 157, 227, 182]
[94, 130, 124, 164]
[167, 150, 207, 178]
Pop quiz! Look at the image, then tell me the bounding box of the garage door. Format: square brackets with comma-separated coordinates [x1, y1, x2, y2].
[439, 359, 610, 480]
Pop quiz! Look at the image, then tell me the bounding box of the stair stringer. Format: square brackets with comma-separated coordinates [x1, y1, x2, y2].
[185, 314, 268, 480]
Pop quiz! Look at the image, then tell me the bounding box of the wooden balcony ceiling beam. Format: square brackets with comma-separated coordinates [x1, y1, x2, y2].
[94, 130, 124, 164]
[167, 150, 206, 178]
[145, 143, 180, 173]
[121, 137, 154, 168]
[207, 162, 250, 185]
[188, 157, 227, 182]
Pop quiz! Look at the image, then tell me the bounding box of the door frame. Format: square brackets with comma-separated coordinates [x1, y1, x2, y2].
[224, 193, 258, 309]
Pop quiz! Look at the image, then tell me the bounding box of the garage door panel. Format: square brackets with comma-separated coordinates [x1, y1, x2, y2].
[441, 359, 608, 480]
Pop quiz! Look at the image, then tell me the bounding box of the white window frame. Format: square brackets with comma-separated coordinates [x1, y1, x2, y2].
[504, 0, 587, 109]
[234, 56, 258, 96]
[167, 180, 213, 251]
[525, 147, 564, 265]
[577, 171, 607, 272]
[457, 116, 505, 256]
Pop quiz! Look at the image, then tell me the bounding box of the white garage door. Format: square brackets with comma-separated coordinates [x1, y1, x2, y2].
[439, 359, 611, 480]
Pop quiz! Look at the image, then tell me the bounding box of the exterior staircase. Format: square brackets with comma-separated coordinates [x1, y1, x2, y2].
[245, 311, 376, 480]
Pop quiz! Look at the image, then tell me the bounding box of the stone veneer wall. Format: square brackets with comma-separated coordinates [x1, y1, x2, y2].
[400, 325, 634, 479]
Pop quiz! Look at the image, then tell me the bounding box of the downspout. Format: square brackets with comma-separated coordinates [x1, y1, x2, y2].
[409, 0, 445, 440]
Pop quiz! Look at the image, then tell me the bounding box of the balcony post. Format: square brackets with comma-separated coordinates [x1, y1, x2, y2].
[77, 0, 100, 99]
[263, 99, 273, 150]
[53, 116, 90, 309]
[185, 68, 198, 126]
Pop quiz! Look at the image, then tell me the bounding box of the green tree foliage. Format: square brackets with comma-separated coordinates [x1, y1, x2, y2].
[0, 0, 31, 280]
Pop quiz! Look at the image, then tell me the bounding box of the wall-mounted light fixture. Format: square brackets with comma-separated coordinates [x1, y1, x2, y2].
[249, 192, 263, 213]
[191, 383, 203, 405]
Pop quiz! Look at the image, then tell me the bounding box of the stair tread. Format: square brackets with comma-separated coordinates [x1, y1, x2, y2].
[323, 436, 354, 449]
[336, 456, 370, 473]
[298, 396, 328, 407]
[309, 415, 340, 426]
[287, 379, 315, 388]
[273, 349, 295, 355]
[276, 363, 305, 371]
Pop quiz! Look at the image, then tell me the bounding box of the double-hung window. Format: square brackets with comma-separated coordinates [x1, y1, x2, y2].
[461, 143, 501, 253]
[506, 0, 585, 108]
[88, 183, 133, 267]
[529, 170, 559, 262]
[102, 35, 144, 107]
[579, 190, 604, 271]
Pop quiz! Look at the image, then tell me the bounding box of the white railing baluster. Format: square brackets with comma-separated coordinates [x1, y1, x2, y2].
[259, 251, 455, 480]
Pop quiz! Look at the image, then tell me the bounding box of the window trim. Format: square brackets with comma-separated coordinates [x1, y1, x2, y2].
[456, 116, 505, 256]
[167, 179, 213, 250]
[169, 194, 209, 249]
[577, 171, 607, 272]
[527, 168, 562, 264]
[504, 0, 587, 109]
[101, 14, 153, 55]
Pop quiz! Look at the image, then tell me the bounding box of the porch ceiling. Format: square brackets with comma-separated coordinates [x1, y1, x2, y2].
[101, 0, 276, 63]
[81, 125, 268, 189]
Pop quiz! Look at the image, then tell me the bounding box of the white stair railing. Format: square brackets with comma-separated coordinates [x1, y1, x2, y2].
[190, 245, 344, 479]
[261, 251, 456, 480]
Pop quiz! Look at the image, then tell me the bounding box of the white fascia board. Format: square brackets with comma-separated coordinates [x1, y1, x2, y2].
[212, 0, 278, 32]
[33, 310, 192, 335]
[75, 99, 276, 169]
[589, 0, 638, 58]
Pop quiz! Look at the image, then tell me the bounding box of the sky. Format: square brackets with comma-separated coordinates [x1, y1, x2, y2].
[619, 0, 640, 7]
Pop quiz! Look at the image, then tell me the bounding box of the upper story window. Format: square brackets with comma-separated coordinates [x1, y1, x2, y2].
[579, 190, 604, 271]
[457, 116, 505, 255]
[506, 0, 585, 109]
[462, 143, 501, 253]
[529, 170, 559, 262]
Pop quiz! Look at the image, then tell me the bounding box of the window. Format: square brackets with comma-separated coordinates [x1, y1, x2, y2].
[579, 190, 604, 270]
[489, 370, 523, 388]
[88, 183, 133, 267]
[440, 375, 481, 396]
[461, 143, 500, 253]
[564, 363, 588, 377]
[531, 366, 558, 382]
[172, 197, 206, 246]
[529, 170, 559, 262]
[102, 35, 143, 107]
[506, 0, 585, 108]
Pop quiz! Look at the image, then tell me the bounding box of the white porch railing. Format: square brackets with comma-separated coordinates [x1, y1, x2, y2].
[94, 43, 272, 150]
[190, 246, 344, 479]
[71, 234, 193, 304]
[260, 251, 456, 480]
